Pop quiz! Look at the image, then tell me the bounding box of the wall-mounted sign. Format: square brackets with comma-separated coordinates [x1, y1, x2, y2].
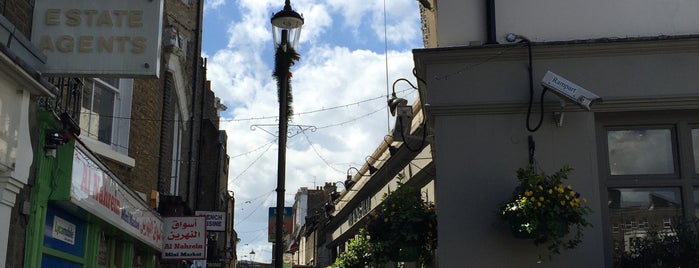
[31, 0, 164, 77]
[195, 211, 226, 232]
[52, 216, 76, 245]
[163, 217, 207, 260]
[71, 149, 163, 250]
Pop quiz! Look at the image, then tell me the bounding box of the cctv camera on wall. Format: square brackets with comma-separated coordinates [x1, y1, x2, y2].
[541, 71, 601, 110]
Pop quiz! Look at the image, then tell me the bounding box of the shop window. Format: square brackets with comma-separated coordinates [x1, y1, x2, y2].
[114, 240, 125, 268]
[98, 236, 109, 267]
[608, 188, 682, 252]
[80, 78, 133, 154]
[600, 111, 699, 261]
[133, 249, 146, 268]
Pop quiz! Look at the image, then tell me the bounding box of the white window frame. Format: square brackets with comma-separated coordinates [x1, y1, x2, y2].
[79, 78, 134, 167]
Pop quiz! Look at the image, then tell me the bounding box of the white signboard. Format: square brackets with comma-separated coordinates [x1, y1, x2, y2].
[31, 0, 164, 77]
[195, 211, 226, 232]
[71, 148, 163, 250]
[163, 217, 207, 260]
[52, 216, 76, 245]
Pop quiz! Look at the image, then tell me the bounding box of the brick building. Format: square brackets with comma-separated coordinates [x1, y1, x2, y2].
[1, 0, 235, 267]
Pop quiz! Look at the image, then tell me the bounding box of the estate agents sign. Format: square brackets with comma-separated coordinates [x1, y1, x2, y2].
[31, 0, 163, 77]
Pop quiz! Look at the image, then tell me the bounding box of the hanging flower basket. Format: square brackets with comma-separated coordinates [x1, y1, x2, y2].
[499, 165, 592, 258]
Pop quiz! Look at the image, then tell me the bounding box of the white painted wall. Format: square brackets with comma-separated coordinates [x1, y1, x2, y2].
[415, 38, 699, 267]
[437, 0, 699, 46]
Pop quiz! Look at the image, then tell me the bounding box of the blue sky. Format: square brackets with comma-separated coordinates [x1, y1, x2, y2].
[201, 0, 422, 263]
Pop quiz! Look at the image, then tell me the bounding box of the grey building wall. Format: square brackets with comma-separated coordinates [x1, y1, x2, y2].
[414, 37, 699, 267]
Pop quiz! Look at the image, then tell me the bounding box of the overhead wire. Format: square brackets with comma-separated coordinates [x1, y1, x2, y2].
[80, 90, 409, 124]
[229, 141, 275, 185]
[234, 191, 274, 226]
[301, 131, 345, 174]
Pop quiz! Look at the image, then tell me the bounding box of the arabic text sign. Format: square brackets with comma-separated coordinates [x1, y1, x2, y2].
[163, 217, 207, 260]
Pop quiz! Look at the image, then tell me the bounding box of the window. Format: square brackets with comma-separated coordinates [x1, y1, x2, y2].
[80, 78, 133, 155]
[169, 107, 183, 195]
[607, 129, 674, 175]
[599, 111, 699, 260]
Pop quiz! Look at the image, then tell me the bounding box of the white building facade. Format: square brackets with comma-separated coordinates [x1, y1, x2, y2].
[0, 15, 54, 266]
[415, 0, 699, 267]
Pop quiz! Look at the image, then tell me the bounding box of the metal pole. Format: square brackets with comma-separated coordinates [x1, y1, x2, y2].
[274, 31, 289, 268]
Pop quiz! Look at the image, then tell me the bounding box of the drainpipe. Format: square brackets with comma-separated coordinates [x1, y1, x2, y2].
[188, 0, 204, 211]
[485, 0, 498, 44]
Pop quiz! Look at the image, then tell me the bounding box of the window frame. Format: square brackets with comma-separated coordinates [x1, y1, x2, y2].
[79, 78, 134, 166]
[596, 110, 699, 265]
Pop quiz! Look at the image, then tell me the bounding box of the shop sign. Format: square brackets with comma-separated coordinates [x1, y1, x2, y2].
[71, 149, 163, 250]
[195, 211, 226, 232]
[31, 0, 163, 77]
[52, 216, 76, 245]
[163, 217, 207, 260]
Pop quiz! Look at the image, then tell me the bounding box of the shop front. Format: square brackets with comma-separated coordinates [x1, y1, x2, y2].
[25, 112, 163, 268]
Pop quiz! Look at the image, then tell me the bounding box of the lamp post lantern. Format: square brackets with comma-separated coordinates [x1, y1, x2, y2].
[271, 1, 303, 267]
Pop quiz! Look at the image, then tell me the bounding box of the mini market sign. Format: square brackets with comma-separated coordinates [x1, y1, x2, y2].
[31, 0, 163, 77]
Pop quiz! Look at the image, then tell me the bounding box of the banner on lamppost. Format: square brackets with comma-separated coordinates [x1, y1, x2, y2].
[268, 207, 292, 243]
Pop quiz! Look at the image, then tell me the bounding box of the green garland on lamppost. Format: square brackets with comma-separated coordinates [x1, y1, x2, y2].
[272, 43, 300, 121]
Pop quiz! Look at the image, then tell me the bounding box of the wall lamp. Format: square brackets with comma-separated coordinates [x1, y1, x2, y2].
[346, 166, 360, 188]
[383, 135, 398, 157]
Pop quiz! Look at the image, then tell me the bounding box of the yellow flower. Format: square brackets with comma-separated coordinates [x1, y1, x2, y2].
[530, 197, 536, 202]
[560, 200, 566, 205]
[570, 191, 576, 196]
[537, 202, 542, 207]
[384, 218, 389, 223]
[582, 198, 588, 203]
[567, 185, 573, 190]
[538, 185, 543, 191]
[547, 189, 553, 194]
[565, 195, 570, 200]
[525, 191, 533, 197]
[539, 196, 544, 202]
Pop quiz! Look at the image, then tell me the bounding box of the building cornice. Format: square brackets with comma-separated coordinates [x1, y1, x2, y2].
[427, 95, 699, 117]
[414, 35, 699, 66]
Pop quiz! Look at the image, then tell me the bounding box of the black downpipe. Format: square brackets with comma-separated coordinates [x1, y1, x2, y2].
[188, 0, 204, 211]
[486, 0, 498, 44]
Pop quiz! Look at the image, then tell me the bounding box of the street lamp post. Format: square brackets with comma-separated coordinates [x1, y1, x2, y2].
[271, 1, 303, 268]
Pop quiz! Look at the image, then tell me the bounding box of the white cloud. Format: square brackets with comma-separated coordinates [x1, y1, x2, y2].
[204, 0, 226, 12]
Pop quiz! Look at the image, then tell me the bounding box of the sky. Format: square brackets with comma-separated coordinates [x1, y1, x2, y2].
[201, 0, 422, 263]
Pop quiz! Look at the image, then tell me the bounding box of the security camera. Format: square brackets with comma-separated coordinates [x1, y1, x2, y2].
[541, 71, 600, 110]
